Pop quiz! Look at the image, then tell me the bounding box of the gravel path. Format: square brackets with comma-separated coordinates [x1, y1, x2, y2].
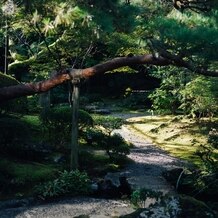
[0, 115, 185, 218]
[0, 197, 134, 218]
[108, 124, 184, 193]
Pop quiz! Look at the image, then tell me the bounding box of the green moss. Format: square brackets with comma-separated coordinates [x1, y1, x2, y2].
[129, 116, 218, 168]
[21, 115, 42, 130]
[0, 157, 58, 199]
[0, 158, 57, 183]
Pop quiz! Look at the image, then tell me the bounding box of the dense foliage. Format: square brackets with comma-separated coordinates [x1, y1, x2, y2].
[40, 105, 93, 145]
[149, 72, 218, 117]
[85, 115, 130, 160]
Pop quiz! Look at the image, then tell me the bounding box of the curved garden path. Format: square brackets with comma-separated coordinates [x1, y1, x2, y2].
[0, 114, 185, 218]
[107, 114, 185, 193]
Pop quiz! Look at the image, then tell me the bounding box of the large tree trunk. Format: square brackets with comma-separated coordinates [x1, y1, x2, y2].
[0, 54, 217, 103]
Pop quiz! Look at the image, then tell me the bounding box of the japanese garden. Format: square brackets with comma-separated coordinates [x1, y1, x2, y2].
[0, 0, 218, 217]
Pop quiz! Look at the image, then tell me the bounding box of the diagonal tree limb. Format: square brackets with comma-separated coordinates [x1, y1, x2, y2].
[0, 53, 217, 103]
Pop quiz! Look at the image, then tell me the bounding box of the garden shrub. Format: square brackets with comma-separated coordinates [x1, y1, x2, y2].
[105, 134, 130, 159]
[85, 128, 130, 160]
[40, 105, 93, 145]
[180, 76, 218, 119]
[34, 170, 91, 200]
[85, 128, 106, 146]
[149, 73, 182, 114]
[93, 115, 124, 134]
[78, 109, 93, 130]
[40, 105, 72, 125]
[84, 115, 129, 160]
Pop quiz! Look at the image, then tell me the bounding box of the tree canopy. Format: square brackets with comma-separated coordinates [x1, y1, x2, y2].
[0, 0, 218, 102]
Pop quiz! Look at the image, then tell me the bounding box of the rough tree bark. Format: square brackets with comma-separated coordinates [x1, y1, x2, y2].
[0, 53, 217, 103]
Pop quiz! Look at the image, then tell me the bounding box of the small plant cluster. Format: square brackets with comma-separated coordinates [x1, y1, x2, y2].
[131, 188, 182, 218]
[131, 188, 163, 208]
[34, 170, 91, 200]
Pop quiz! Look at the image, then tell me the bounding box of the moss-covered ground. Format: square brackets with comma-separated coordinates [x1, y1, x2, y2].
[127, 115, 218, 168]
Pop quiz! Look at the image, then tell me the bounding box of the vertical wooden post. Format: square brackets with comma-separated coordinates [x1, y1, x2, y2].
[4, 18, 9, 74]
[70, 80, 80, 170]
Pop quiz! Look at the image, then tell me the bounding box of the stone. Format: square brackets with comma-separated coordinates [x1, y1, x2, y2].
[53, 155, 66, 164]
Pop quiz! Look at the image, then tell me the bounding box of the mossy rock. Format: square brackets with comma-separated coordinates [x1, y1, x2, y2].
[163, 168, 184, 186]
[119, 208, 145, 218]
[179, 195, 216, 218]
[163, 168, 218, 202]
[120, 194, 216, 218]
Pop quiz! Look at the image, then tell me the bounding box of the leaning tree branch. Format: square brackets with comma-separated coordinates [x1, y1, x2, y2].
[158, 50, 218, 77]
[0, 53, 217, 103]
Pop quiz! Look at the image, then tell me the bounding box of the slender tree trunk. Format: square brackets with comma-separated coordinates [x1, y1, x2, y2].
[70, 80, 80, 170]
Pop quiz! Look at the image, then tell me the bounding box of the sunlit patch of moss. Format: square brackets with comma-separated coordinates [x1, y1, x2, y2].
[0, 158, 57, 183]
[21, 115, 42, 127]
[128, 116, 218, 168]
[0, 158, 58, 199]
